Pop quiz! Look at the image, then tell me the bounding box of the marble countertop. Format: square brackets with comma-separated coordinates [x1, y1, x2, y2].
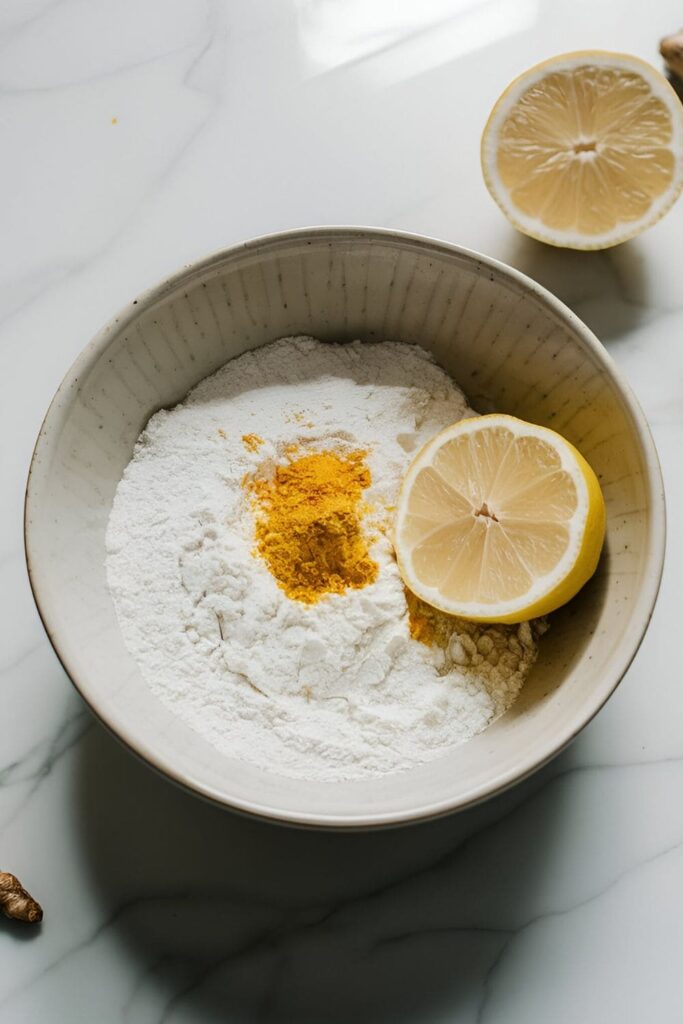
[3, 1, 683, 1020]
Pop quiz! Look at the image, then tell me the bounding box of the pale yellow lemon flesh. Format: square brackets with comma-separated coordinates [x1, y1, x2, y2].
[394, 415, 606, 624]
[481, 51, 683, 249]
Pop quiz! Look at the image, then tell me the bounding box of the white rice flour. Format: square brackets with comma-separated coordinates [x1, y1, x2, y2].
[106, 337, 540, 781]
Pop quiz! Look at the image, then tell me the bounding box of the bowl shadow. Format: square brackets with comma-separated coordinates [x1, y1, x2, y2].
[500, 233, 650, 344]
[74, 723, 570, 1023]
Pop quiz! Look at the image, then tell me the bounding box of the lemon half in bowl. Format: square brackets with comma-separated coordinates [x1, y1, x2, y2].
[394, 414, 606, 624]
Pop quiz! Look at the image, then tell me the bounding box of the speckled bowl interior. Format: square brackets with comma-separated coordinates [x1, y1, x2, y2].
[25, 228, 665, 828]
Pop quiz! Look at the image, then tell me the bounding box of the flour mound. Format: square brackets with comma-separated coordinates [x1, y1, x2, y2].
[106, 337, 540, 781]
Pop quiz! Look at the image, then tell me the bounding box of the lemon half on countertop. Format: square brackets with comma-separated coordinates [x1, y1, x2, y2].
[481, 51, 683, 249]
[394, 415, 606, 624]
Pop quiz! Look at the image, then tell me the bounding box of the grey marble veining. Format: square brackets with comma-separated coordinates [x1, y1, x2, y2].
[2, 0, 683, 1020]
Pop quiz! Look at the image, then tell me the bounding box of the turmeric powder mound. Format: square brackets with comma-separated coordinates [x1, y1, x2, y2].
[248, 450, 378, 603]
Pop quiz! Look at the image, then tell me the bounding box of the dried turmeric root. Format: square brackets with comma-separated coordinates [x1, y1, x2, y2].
[661, 31, 683, 80]
[0, 872, 43, 923]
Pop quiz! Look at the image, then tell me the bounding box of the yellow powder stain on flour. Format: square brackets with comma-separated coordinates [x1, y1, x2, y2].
[405, 589, 450, 647]
[242, 433, 264, 452]
[247, 450, 378, 604]
[405, 586, 549, 672]
[286, 412, 315, 428]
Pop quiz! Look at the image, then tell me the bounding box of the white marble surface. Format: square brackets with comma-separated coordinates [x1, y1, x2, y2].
[2, 0, 683, 1020]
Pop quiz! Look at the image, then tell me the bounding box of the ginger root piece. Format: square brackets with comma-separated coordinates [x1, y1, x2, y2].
[0, 872, 43, 923]
[661, 31, 683, 80]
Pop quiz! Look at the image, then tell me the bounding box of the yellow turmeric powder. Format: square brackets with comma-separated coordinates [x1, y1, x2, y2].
[242, 433, 264, 452]
[405, 588, 456, 647]
[248, 450, 378, 603]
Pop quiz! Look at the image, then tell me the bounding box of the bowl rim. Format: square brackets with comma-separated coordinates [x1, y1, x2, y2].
[24, 225, 667, 829]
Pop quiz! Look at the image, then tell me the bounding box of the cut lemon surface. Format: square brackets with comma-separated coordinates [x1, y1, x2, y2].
[481, 51, 683, 249]
[394, 415, 606, 624]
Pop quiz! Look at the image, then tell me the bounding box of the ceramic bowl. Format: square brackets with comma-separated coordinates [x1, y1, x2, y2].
[25, 228, 665, 829]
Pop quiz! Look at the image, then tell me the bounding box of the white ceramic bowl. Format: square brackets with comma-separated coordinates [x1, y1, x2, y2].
[25, 228, 665, 829]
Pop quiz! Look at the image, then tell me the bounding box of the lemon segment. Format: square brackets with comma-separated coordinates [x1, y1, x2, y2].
[481, 51, 683, 249]
[394, 415, 606, 623]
